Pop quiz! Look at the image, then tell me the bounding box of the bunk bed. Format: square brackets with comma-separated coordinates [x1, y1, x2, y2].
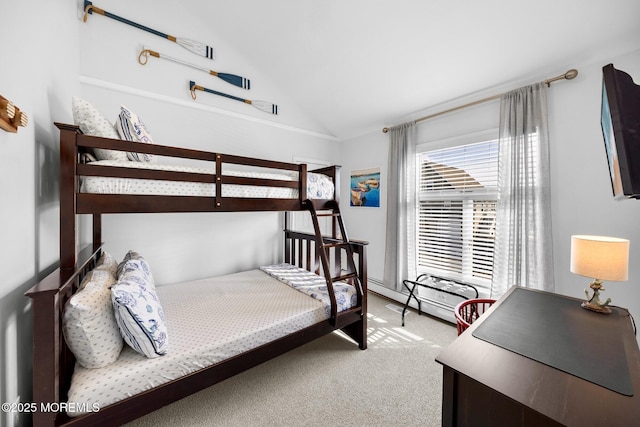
[26, 123, 368, 427]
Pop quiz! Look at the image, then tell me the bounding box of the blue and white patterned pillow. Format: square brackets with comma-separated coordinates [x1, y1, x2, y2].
[115, 105, 154, 162]
[112, 256, 167, 358]
[307, 172, 334, 199]
[116, 250, 155, 287]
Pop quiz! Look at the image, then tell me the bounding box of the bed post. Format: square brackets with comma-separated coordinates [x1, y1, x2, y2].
[341, 239, 368, 350]
[333, 166, 340, 204]
[93, 214, 102, 247]
[299, 163, 308, 202]
[26, 276, 62, 427]
[57, 123, 79, 271]
[26, 245, 103, 427]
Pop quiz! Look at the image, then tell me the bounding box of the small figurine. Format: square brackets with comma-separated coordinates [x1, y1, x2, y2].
[582, 279, 612, 314]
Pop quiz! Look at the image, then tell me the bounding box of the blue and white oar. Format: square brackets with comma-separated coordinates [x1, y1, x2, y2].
[190, 81, 278, 115]
[83, 1, 215, 60]
[139, 47, 249, 89]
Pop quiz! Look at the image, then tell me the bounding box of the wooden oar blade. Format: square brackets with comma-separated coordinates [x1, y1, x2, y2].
[191, 81, 277, 115]
[84, 1, 217, 60]
[176, 38, 215, 60]
[217, 73, 250, 90]
[251, 100, 278, 115]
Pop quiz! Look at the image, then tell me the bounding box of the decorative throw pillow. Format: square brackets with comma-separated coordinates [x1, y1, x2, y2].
[93, 251, 119, 279]
[116, 250, 155, 287]
[71, 97, 128, 162]
[115, 105, 154, 162]
[112, 258, 168, 358]
[62, 268, 124, 368]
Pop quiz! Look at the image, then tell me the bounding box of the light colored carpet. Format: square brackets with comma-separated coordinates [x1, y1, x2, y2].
[125, 292, 458, 427]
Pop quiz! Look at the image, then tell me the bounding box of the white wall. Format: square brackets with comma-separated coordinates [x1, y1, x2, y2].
[342, 48, 640, 337]
[0, 2, 80, 425]
[339, 131, 388, 281]
[551, 49, 640, 326]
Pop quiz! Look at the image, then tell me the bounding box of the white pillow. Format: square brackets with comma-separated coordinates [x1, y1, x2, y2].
[62, 268, 123, 368]
[115, 105, 154, 162]
[112, 257, 168, 358]
[93, 251, 119, 279]
[71, 97, 128, 162]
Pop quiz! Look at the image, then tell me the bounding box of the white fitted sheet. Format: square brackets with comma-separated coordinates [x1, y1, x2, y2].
[66, 268, 353, 416]
[80, 160, 334, 199]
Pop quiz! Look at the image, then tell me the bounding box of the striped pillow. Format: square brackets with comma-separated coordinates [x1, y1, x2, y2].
[115, 105, 154, 162]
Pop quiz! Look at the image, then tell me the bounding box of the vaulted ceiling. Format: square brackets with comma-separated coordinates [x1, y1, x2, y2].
[197, 0, 640, 140]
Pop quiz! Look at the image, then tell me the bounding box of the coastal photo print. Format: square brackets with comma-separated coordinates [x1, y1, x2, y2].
[350, 167, 380, 207]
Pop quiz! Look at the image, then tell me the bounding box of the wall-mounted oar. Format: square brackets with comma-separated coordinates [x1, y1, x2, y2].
[83, 0, 215, 60]
[190, 81, 278, 115]
[139, 47, 249, 89]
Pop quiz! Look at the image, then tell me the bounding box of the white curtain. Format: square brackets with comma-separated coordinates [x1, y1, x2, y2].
[491, 82, 554, 298]
[383, 122, 417, 291]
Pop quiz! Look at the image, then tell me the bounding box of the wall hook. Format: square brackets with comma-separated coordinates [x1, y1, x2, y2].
[0, 95, 28, 133]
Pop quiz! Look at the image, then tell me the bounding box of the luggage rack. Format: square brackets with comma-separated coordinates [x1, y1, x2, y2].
[401, 274, 478, 326]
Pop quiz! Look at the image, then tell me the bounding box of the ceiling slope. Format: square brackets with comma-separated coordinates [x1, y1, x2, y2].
[193, 0, 640, 140]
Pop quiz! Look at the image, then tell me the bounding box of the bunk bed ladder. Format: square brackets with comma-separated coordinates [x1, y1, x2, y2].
[305, 199, 364, 326]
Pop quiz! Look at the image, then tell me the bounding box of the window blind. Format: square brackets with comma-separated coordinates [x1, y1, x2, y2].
[417, 140, 498, 285]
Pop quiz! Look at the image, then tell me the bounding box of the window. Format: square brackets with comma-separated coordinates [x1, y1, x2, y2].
[417, 137, 498, 287]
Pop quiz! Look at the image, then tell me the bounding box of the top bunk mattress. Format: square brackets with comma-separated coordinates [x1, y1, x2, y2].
[66, 266, 356, 416]
[80, 160, 334, 199]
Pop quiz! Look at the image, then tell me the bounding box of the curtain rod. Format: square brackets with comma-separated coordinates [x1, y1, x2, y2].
[382, 69, 578, 133]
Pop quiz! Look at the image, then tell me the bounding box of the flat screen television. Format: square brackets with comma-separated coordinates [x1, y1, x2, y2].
[601, 63, 640, 199]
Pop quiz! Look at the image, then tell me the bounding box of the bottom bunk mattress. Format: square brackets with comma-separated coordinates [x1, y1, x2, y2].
[66, 266, 356, 416]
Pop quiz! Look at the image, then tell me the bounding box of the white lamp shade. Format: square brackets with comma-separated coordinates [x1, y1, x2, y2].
[570, 235, 629, 281]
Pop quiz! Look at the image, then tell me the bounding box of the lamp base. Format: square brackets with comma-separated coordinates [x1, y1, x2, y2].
[582, 279, 612, 314]
[581, 301, 612, 314]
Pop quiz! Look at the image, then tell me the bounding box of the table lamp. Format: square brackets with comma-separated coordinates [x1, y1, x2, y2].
[570, 235, 629, 314]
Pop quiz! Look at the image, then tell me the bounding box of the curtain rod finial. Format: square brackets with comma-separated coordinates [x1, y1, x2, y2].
[565, 69, 578, 80]
[382, 127, 389, 133]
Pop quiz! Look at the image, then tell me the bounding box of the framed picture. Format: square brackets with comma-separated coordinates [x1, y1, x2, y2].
[350, 167, 380, 207]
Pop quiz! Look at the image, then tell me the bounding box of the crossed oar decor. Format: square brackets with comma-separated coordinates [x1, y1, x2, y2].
[139, 47, 250, 90]
[190, 81, 278, 115]
[83, 0, 215, 60]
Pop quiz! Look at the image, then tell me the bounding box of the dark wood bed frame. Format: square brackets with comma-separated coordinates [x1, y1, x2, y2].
[25, 123, 368, 427]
